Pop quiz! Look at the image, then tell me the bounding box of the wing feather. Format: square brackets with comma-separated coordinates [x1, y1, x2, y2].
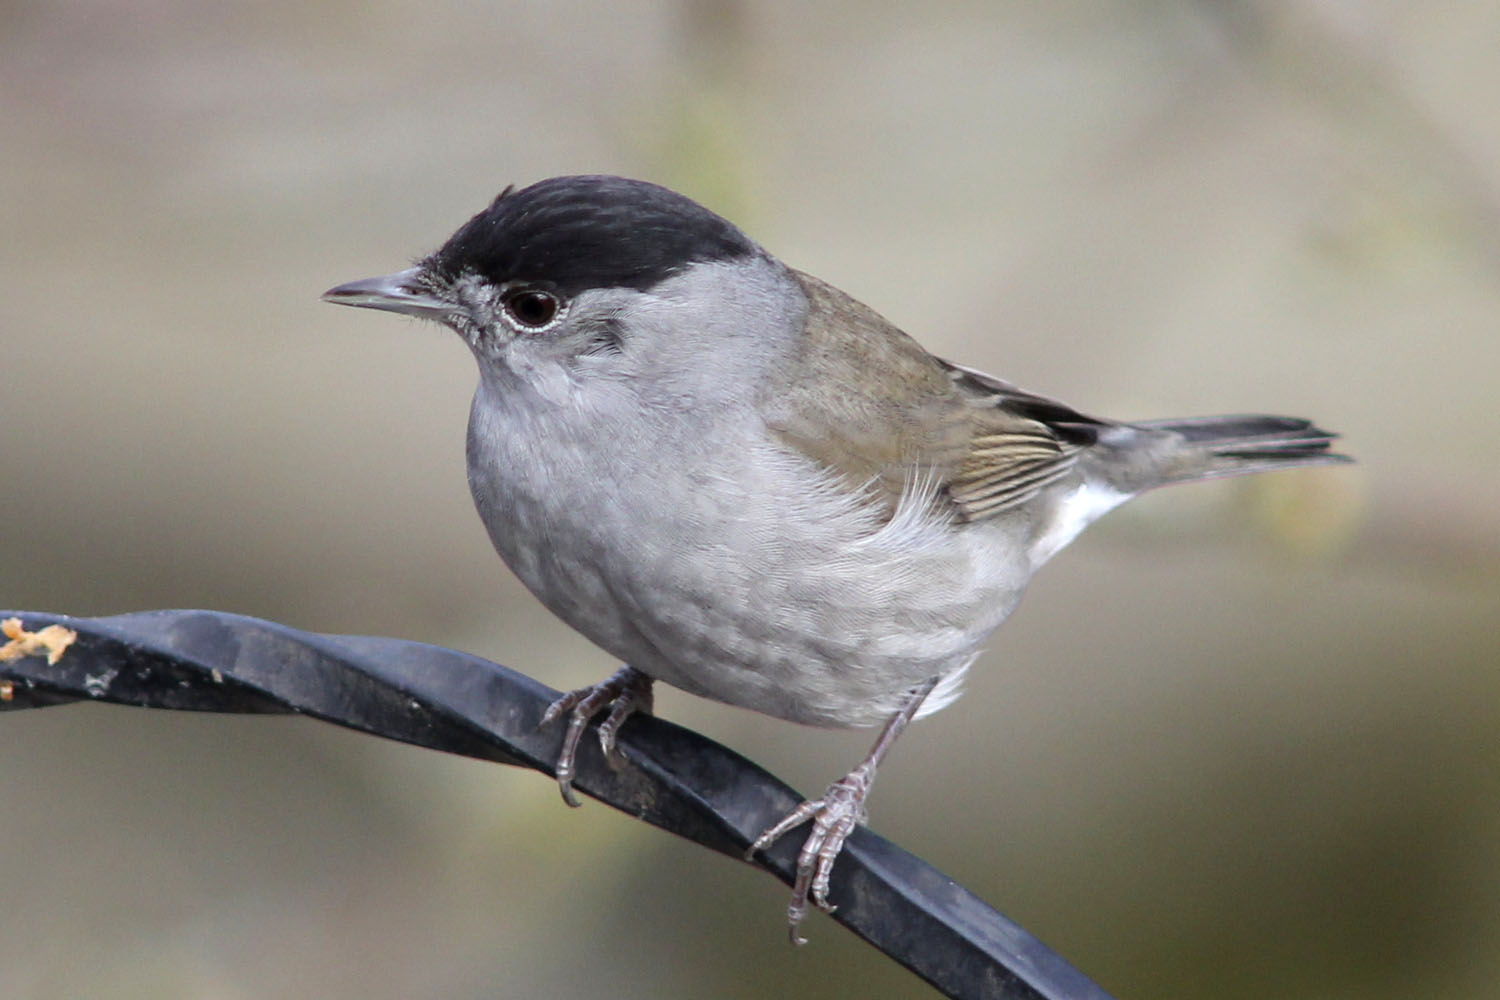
[763, 271, 1108, 525]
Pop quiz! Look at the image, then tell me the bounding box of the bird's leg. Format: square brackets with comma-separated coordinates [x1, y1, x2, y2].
[746, 675, 940, 944]
[539, 665, 654, 808]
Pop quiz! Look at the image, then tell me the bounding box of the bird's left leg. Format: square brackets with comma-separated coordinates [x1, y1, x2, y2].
[746, 675, 940, 944]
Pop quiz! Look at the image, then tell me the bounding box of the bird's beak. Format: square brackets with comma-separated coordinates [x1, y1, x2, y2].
[321, 267, 454, 320]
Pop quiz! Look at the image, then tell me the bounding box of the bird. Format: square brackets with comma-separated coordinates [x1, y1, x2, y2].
[322, 174, 1349, 943]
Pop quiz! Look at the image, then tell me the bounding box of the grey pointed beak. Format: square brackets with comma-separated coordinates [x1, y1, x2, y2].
[321, 267, 454, 319]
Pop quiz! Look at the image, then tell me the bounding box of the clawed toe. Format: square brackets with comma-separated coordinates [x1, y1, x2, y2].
[747, 767, 873, 945]
[538, 665, 653, 807]
[742, 677, 940, 943]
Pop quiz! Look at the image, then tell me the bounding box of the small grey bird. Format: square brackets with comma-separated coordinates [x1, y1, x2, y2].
[324, 175, 1348, 942]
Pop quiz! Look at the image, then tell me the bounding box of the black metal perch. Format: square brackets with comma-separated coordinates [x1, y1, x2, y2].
[1, 609, 1115, 1000]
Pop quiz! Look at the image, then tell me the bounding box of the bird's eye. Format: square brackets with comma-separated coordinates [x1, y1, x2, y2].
[502, 289, 562, 329]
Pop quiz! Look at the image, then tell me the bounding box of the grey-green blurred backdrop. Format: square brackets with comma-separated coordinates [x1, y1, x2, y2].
[3, 2, 1497, 998]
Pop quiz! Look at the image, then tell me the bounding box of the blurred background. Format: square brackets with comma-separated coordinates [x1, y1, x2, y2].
[3, 1, 1497, 997]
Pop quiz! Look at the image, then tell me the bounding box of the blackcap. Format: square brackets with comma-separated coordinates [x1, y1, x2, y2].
[324, 175, 1349, 942]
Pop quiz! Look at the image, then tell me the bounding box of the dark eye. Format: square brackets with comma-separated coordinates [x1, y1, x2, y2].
[502, 289, 561, 329]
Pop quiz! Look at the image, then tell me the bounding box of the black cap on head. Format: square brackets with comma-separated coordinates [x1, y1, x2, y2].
[426, 175, 758, 297]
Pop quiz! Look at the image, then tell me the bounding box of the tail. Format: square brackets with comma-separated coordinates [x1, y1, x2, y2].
[1117, 415, 1351, 487]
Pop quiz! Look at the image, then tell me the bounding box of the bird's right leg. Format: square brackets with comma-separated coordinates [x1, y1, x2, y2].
[539, 665, 654, 807]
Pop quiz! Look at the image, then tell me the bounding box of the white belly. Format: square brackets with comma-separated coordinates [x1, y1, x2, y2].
[466, 385, 1031, 728]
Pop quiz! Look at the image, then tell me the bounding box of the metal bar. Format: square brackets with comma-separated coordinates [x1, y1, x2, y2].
[1, 609, 1115, 1000]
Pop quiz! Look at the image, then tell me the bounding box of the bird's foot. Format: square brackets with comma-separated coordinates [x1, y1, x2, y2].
[743, 676, 939, 944]
[539, 665, 653, 807]
[746, 763, 874, 945]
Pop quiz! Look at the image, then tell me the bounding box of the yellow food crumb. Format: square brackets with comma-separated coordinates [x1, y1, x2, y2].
[0, 617, 78, 666]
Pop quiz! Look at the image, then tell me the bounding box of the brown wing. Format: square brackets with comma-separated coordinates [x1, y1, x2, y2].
[762, 271, 1107, 523]
[939, 361, 1105, 521]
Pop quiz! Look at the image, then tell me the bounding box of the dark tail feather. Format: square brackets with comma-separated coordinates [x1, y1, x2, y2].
[1129, 414, 1352, 485]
